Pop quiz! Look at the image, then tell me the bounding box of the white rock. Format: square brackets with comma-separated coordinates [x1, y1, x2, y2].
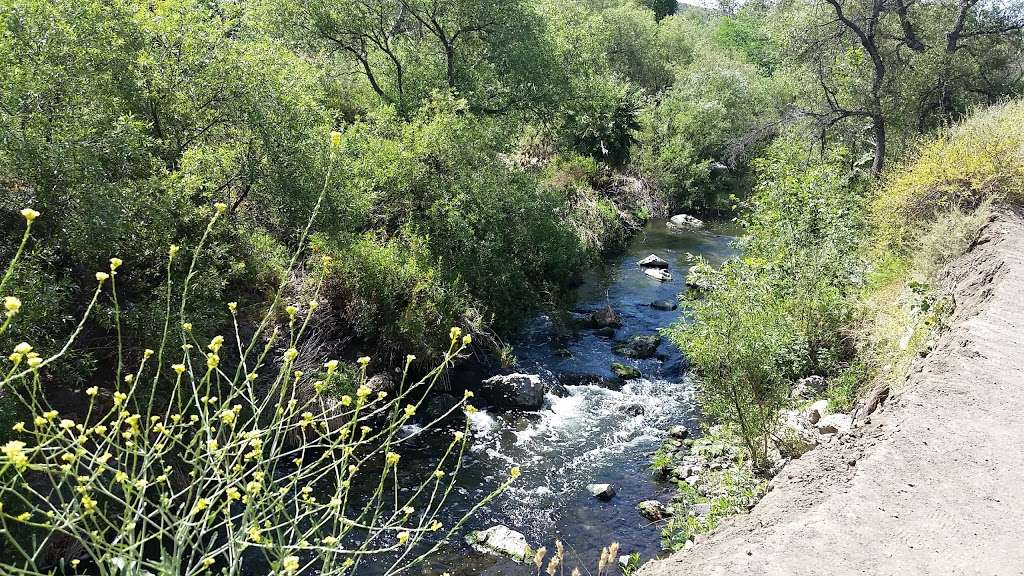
[466, 525, 531, 562]
[638, 254, 669, 268]
[587, 483, 617, 501]
[808, 399, 829, 424]
[667, 214, 705, 230]
[816, 413, 853, 435]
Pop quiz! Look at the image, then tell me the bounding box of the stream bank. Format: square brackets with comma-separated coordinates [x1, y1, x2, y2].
[638, 211, 1024, 575]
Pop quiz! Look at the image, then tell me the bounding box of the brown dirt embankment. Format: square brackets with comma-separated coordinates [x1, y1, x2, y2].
[640, 210, 1024, 576]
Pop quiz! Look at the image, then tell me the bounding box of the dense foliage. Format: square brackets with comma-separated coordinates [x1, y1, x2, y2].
[666, 142, 870, 466]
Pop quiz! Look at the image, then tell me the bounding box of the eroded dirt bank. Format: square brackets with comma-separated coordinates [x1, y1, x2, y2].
[640, 209, 1024, 576]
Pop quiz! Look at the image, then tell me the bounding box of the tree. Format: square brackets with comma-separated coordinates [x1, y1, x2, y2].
[641, 0, 676, 20]
[800, 0, 1023, 175]
[273, 0, 564, 116]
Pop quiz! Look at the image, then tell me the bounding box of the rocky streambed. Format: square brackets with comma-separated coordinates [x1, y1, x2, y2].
[347, 217, 739, 575]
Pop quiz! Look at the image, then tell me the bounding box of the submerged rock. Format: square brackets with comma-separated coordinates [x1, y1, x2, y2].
[559, 372, 621, 390]
[422, 393, 464, 426]
[587, 483, 617, 501]
[613, 334, 662, 359]
[650, 299, 678, 311]
[544, 378, 571, 398]
[466, 525, 532, 562]
[611, 362, 642, 380]
[620, 403, 645, 417]
[479, 373, 545, 410]
[667, 214, 705, 231]
[638, 500, 672, 521]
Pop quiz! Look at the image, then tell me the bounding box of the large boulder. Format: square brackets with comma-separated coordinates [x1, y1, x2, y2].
[611, 362, 642, 380]
[589, 305, 621, 329]
[816, 413, 853, 435]
[479, 373, 545, 410]
[366, 372, 397, 393]
[791, 375, 826, 399]
[612, 334, 662, 359]
[776, 409, 818, 459]
[587, 483, 617, 501]
[466, 525, 532, 562]
[637, 500, 672, 521]
[667, 214, 704, 231]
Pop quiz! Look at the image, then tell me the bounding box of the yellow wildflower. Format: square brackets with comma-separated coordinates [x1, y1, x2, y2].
[20, 208, 40, 222]
[385, 452, 400, 466]
[208, 335, 224, 353]
[86, 386, 98, 396]
[284, 348, 298, 361]
[109, 257, 122, 271]
[214, 202, 227, 213]
[2, 440, 29, 471]
[172, 363, 186, 375]
[95, 272, 109, 283]
[330, 131, 342, 148]
[4, 296, 21, 317]
[282, 555, 300, 574]
[13, 342, 31, 355]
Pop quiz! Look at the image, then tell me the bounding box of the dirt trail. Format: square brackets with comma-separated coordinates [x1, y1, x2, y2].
[640, 210, 1024, 576]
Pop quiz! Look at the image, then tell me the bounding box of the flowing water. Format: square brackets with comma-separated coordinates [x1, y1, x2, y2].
[361, 219, 737, 575]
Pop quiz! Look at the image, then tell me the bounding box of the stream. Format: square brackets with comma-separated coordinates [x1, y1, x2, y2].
[361, 218, 737, 575]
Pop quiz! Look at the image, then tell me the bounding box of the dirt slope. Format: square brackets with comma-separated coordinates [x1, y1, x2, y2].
[640, 210, 1024, 576]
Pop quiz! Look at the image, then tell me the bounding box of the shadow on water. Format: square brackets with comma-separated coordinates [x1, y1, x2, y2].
[351, 219, 738, 576]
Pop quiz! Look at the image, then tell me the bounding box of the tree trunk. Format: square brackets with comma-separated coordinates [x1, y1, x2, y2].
[871, 114, 886, 175]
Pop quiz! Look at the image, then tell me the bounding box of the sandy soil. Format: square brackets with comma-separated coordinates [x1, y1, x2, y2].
[640, 209, 1024, 576]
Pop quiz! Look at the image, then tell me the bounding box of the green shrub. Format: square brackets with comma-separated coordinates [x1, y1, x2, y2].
[667, 142, 868, 466]
[0, 147, 518, 574]
[874, 100, 1024, 254]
